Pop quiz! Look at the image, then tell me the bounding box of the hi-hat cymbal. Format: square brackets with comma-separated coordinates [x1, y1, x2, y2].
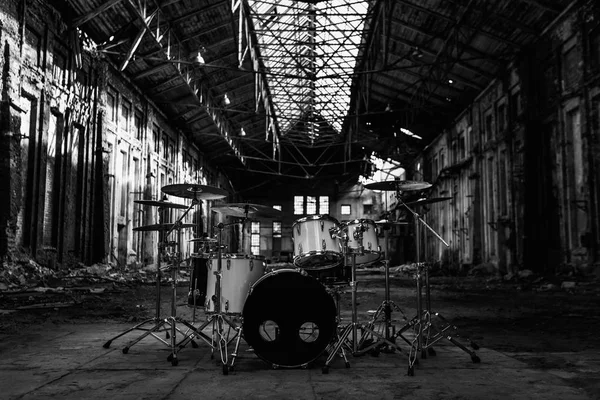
[189, 237, 217, 243]
[161, 184, 228, 200]
[133, 223, 196, 232]
[364, 180, 432, 191]
[401, 196, 452, 207]
[375, 219, 409, 226]
[213, 203, 282, 218]
[134, 199, 189, 209]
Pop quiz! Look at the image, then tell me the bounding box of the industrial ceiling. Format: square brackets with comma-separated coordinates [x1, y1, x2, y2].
[57, 0, 573, 197]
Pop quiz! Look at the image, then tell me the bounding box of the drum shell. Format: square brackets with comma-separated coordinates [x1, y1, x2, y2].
[292, 215, 342, 270]
[205, 254, 266, 314]
[242, 269, 337, 368]
[342, 219, 381, 265]
[188, 255, 208, 307]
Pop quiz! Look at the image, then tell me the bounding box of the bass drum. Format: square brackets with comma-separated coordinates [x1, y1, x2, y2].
[242, 269, 337, 368]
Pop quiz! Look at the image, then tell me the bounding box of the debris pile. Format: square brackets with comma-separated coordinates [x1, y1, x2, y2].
[0, 259, 191, 293]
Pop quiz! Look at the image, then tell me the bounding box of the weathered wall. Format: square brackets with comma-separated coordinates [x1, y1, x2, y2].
[411, 1, 600, 276]
[0, 0, 234, 269]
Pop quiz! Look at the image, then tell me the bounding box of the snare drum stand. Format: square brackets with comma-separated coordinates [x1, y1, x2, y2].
[323, 224, 404, 373]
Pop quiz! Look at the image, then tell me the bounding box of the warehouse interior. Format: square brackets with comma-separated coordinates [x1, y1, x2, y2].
[1, 0, 600, 398]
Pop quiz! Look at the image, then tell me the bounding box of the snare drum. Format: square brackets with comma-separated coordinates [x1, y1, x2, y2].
[341, 219, 381, 265]
[205, 254, 266, 314]
[292, 215, 342, 270]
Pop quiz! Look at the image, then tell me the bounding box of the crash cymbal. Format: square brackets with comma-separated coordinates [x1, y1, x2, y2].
[364, 180, 432, 191]
[213, 203, 282, 218]
[161, 184, 228, 200]
[134, 199, 189, 209]
[401, 196, 452, 207]
[133, 223, 196, 232]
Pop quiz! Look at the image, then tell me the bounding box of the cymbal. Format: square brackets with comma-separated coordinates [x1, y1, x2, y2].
[213, 203, 282, 218]
[161, 184, 228, 200]
[401, 196, 452, 207]
[133, 223, 196, 232]
[364, 180, 432, 191]
[374, 219, 409, 226]
[189, 237, 217, 243]
[134, 199, 189, 209]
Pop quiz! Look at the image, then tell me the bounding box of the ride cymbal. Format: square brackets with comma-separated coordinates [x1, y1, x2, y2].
[364, 180, 432, 191]
[134, 199, 188, 209]
[213, 203, 282, 218]
[133, 223, 196, 232]
[161, 184, 228, 200]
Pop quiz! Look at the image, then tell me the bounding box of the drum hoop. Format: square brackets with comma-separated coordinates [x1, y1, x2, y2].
[250, 268, 300, 289]
[210, 253, 265, 260]
[292, 214, 340, 228]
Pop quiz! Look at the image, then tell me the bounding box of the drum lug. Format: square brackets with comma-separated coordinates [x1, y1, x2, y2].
[227, 259, 231, 270]
[250, 259, 254, 271]
[207, 259, 212, 270]
[367, 242, 372, 251]
[298, 243, 303, 255]
[296, 224, 301, 236]
[320, 220, 325, 231]
[321, 239, 326, 250]
[225, 300, 229, 313]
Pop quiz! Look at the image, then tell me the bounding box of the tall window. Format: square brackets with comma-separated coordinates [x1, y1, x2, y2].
[121, 99, 131, 132]
[499, 150, 508, 216]
[341, 204, 351, 215]
[251, 222, 261, 254]
[484, 111, 493, 142]
[458, 132, 466, 160]
[24, 26, 41, 67]
[162, 134, 169, 160]
[306, 196, 317, 214]
[319, 196, 329, 214]
[134, 110, 144, 141]
[52, 45, 67, 86]
[273, 221, 282, 238]
[294, 196, 304, 214]
[152, 125, 160, 153]
[107, 87, 117, 123]
[497, 103, 506, 132]
[169, 141, 175, 164]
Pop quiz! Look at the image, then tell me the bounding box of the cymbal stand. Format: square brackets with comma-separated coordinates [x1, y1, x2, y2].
[394, 198, 479, 375]
[419, 262, 481, 363]
[102, 204, 172, 353]
[323, 224, 404, 373]
[358, 226, 412, 354]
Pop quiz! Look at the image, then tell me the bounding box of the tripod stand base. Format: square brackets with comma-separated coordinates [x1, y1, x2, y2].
[102, 317, 171, 350]
[423, 312, 481, 363]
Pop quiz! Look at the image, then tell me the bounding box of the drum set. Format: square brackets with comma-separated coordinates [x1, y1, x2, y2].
[103, 179, 480, 376]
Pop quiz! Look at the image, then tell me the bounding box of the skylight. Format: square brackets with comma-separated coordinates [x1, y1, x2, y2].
[248, 0, 369, 145]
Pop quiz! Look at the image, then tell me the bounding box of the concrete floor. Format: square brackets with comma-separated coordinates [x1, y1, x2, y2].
[0, 313, 597, 400]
